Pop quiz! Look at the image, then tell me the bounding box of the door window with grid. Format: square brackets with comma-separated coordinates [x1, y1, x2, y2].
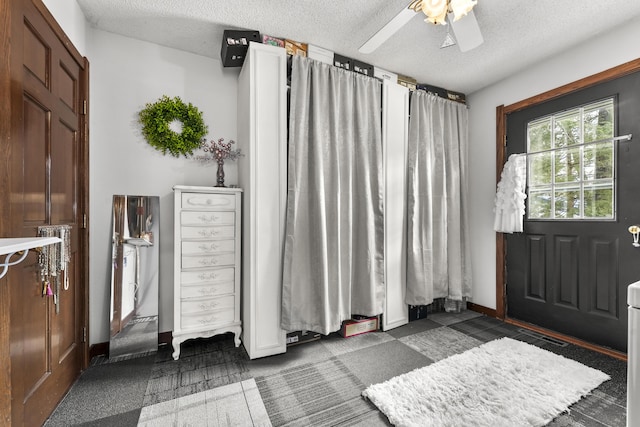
[527, 98, 615, 220]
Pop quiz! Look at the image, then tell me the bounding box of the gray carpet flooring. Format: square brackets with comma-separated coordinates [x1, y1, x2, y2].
[44, 311, 627, 426]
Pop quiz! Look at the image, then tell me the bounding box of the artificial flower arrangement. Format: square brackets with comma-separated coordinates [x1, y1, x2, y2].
[194, 138, 243, 187]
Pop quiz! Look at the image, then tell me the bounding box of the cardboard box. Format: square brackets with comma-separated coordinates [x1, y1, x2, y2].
[340, 316, 378, 337]
[446, 89, 467, 104]
[220, 30, 261, 67]
[397, 74, 417, 91]
[333, 53, 352, 71]
[374, 67, 398, 83]
[262, 35, 284, 48]
[285, 39, 307, 57]
[417, 83, 448, 98]
[286, 330, 321, 346]
[409, 305, 428, 321]
[307, 44, 334, 65]
[353, 59, 374, 77]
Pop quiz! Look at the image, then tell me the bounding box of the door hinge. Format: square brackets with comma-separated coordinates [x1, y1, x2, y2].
[81, 213, 88, 229]
[82, 327, 87, 343]
[82, 100, 87, 115]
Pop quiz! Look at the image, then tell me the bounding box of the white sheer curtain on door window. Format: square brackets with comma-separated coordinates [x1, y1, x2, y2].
[406, 91, 472, 309]
[281, 55, 385, 335]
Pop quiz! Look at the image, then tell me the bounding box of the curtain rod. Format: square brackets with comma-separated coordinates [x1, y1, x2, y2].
[521, 133, 632, 157]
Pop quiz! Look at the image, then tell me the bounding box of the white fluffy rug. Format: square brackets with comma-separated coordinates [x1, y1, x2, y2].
[362, 337, 609, 427]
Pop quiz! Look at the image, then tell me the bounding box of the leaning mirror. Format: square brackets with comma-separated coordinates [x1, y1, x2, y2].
[109, 195, 160, 359]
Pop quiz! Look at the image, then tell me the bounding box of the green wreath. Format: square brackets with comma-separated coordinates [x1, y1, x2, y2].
[138, 95, 208, 157]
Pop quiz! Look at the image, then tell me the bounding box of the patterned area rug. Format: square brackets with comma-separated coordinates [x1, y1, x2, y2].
[362, 337, 610, 427]
[138, 379, 270, 426]
[399, 326, 482, 361]
[256, 357, 383, 426]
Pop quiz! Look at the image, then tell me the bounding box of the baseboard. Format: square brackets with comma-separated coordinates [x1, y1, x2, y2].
[467, 302, 498, 318]
[505, 318, 627, 362]
[466, 303, 626, 361]
[88, 341, 109, 360]
[89, 331, 174, 360]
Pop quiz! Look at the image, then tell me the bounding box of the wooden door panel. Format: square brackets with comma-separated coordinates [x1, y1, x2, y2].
[51, 120, 76, 223]
[18, 260, 50, 402]
[56, 252, 78, 362]
[57, 63, 77, 112]
[22, 21, 48, 87]
[23, 96, 48, 223]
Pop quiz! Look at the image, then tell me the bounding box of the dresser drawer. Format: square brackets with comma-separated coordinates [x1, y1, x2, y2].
[182, 253, 235, 269]
[181, 211, 235, 226]
[181, 225, 235, 240]
[182, 193, 236, 210]
[181, 307, 235, 330]
[182, 240, 235, 255]
[181, 295, 235, 315]
[180, 281, 235, 299]
[181, 268, 234, 285]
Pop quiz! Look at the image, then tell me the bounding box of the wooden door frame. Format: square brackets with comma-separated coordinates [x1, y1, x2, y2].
[496, 58, 640, 360]
[0, 0, 90, 424]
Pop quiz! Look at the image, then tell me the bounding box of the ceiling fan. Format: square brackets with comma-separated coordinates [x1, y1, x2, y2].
[359, 0, 483, 54]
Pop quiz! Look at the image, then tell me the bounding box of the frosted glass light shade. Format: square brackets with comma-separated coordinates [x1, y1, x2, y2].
[421, 0, 448, 25]
[450, 0, 477, 21]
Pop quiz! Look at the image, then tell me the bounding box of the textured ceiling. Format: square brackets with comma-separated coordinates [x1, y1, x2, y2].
[75, 0, 640, 94]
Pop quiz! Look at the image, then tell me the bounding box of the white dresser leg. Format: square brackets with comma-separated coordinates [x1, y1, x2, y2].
[232, 326, 242, 347]
[172, 337, 181, 360]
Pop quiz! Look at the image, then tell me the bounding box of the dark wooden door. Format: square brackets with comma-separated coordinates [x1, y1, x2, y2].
[505, 71, 640, 353]
[1, 0, 89, 425]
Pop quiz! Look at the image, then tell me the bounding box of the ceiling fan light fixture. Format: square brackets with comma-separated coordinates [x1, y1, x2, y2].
[449, 0, 477, 21]
[421, 0, 448, 25]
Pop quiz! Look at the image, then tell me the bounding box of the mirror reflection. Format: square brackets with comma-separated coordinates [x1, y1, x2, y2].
[109, 195, 160, 359]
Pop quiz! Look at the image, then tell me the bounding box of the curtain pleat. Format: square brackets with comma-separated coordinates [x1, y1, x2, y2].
[281, 56, 385, 335]
[406, 91, 472, 306]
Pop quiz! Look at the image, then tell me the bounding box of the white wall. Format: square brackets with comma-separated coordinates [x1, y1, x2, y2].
[42, 0, 87, 56]
[43, 2, 640, 341]
[467, 15, 640, 309]
[86, 29, 241, 343]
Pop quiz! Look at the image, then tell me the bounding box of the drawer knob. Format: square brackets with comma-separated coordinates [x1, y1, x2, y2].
[198, 258, 219, 266]
[198, 288, 219, 296]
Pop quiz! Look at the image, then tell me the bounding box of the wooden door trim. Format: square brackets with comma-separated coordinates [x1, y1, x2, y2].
[495, 57, 640, 324]
[0, 0, 12, 423]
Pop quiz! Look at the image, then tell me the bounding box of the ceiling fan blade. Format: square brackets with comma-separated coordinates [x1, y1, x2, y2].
[359, 7, 417, 54]
[449, 10, 483, 52]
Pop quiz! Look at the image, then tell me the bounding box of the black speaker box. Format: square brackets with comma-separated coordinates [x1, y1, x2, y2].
[220, 30, 261, 67]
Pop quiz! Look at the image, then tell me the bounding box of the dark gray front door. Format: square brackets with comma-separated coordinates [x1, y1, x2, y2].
[505, 71, 640, 352]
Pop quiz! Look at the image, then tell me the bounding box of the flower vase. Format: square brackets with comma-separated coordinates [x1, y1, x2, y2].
[216, 159, 226, 187]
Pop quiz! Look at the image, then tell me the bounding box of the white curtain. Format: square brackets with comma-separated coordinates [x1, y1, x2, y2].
[281, 56, 385, 335]
[406, 91, 472, 307]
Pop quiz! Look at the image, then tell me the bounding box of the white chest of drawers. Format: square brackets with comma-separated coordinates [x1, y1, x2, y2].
[172, 185, 242, 360]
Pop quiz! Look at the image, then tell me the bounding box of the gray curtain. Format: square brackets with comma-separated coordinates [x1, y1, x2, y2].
[406, 91, 472, 308]
[281, 55, 385, 335]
